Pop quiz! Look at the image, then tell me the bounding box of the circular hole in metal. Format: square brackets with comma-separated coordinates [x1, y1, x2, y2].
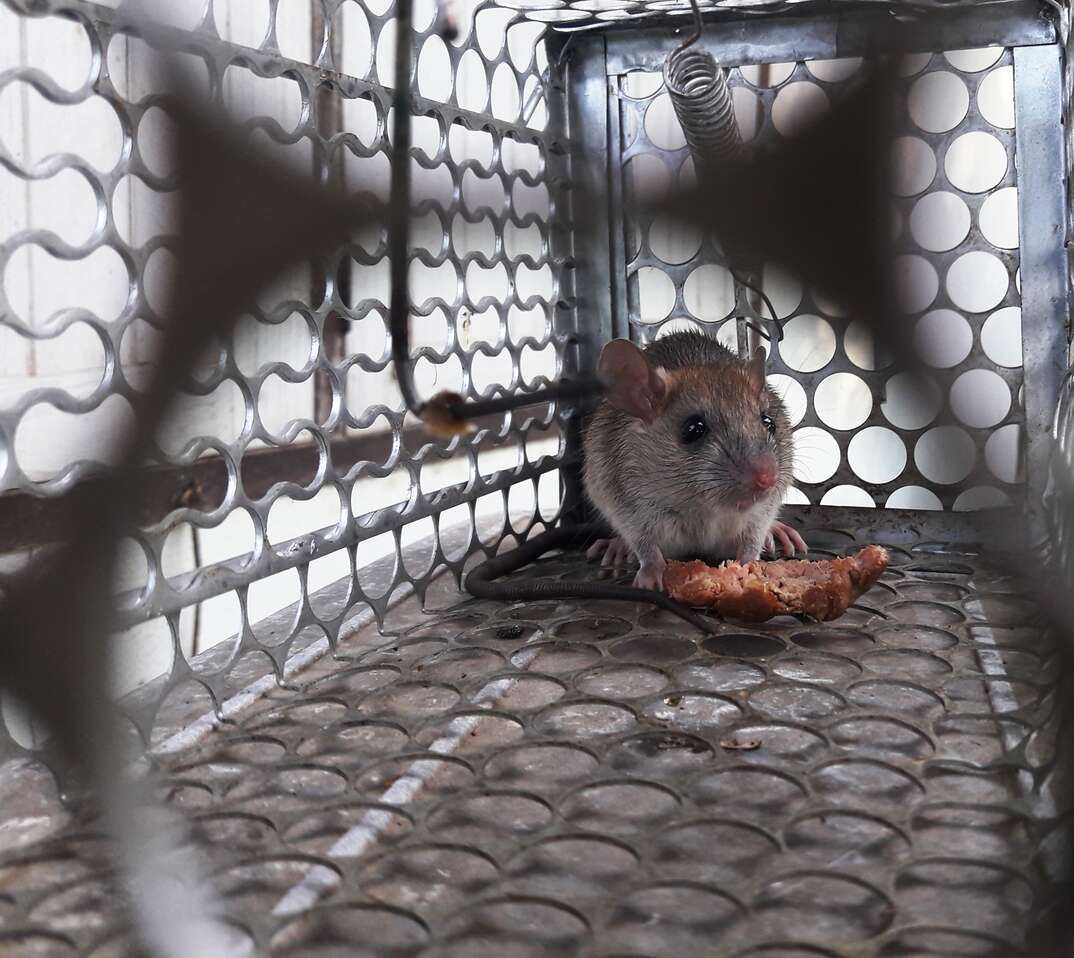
[944, 47, 1003, 71]
[847, 426, 907, 485]
[985, 422, 1023, 483]
[649, 213, 702, 264]
[820, 485, 875, 507]
[908, 71, 969, 133]
[455, 49, 488, 112]
[890, 136, 936, 197]
[910, 191, 970, 252]
[642, 694, 742, 730]
[731, 86, 761, 142]
[754, 873, 895, 940]
[861, 648, 952, 679]
[772, 81, 829, 137]
[980, 305, 1023, 368]
[894, 254, 938, 314]
[945, 130, 1008, 193]
[417, 34, 451, 101]
[683, 263, 736, 321]
[979, 186, 1019, 250]
[915, 426, 976, 484]
[778, 315, 836, 372]
[885, 486, 943, 510]
[947, 251, 1009, 313]
[806, 57, 862, 82]
[882, 371, 942, 429]
[768, 374, 807, 427]
[491, 62, 521, 121]
[785, 810, 910, 866]
[609, 634, 696, 664]
[694, 764, 808, 814]
[898, 52, 933, 76]
[791, 628, 873, 655]
[848, 679, 945, 717]
[811, 757, 925, 808]
[949, 368, 1011, 429]
[978, 65, 1015, 129]
[622, 71, 663, 98]
[624, 151, 671, 203]
[739, 61, 795, 87]
[551, 616, 632, 641]
[762, 262, 804, 317]
[814, 372, 872, 430]
[560, 779, 680, 834]
[750, 683, 846, 721]
[844, 320, 889, 371]
[636, 266, 676, 322]
[913, 308, 973, 368]
[953, 486, 1009, 511]
[829, 715, 935, 760]
[645, 93, 687, 150]
[537, 700, 637, 737]
[702, 633, 785, 658]
[792, 427, 841, 484]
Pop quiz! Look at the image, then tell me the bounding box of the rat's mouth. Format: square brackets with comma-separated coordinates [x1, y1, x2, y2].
[734, 487, 776, 511]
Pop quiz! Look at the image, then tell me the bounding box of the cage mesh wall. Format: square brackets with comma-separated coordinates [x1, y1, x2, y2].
[0, 0, 573, 751]
[619, 50, 1027, 512]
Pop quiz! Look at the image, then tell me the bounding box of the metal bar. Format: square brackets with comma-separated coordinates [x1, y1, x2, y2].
[0, 419, 561, 553]
[1014, 42, 1069, 540]
[560, 32, 615, 354]
[548, 31, 615, 522]
[604, 1, 1057, 74]
[313, 2, 349, 427]
[607, 73, 629, 342]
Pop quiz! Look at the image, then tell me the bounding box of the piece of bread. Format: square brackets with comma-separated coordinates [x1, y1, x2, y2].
[664, 545, 889, 623]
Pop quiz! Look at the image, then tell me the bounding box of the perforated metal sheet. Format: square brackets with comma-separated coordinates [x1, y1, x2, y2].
[617, 49, 1027, 512]
[0, 0, 573, 762]
[0, 507, 1063, 955]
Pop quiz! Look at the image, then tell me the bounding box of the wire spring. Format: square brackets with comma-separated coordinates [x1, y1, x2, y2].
[662, 42, 741, 167]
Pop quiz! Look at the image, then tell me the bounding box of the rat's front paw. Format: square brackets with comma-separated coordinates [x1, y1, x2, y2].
[587, 536, 633, 569]
[633, 559, 666, 592]
[764, 520, 808, 557]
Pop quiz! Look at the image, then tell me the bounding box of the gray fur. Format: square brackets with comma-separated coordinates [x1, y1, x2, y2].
[583, 330, 799, 589]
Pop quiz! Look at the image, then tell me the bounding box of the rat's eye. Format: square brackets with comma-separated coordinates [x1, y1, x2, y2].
[761, 413, 776, 435]
[681, 414, 709, 445]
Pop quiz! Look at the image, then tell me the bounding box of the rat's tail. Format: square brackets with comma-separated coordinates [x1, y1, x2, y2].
[464, 524, 716, 634]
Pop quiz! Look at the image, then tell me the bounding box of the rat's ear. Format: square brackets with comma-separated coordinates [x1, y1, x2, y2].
[747, 347, 767, 396]
[597, 338, 667, 423]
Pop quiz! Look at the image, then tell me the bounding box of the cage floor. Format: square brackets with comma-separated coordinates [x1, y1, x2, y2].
[0, 511, 1063, 957]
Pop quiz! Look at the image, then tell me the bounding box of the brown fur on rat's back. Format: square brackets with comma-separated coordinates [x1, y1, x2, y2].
[664, 545, 889, 622]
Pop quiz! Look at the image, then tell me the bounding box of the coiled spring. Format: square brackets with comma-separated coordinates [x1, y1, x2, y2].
[663, 42, 741, 167]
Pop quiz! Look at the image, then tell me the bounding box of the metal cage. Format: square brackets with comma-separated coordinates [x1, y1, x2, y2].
[0, 0, 1072, 954]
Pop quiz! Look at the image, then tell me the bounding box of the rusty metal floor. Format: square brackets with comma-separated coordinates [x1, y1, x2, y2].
[0, 510, 1065, 957]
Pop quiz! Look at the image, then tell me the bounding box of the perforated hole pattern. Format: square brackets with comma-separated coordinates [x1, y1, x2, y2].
[0, 0, 574, 753]
[0, 515, 1063, 955]
[620, 51, 1026, 512]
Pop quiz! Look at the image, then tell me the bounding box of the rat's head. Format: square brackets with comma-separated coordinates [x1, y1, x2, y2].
[597, 338, 794, 510]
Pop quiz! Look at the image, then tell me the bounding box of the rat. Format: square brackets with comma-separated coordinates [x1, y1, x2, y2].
[463, 331, 807, 634]
[582, 330, 807, 591]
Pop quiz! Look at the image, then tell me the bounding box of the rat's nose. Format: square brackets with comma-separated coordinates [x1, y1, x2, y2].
[751, 458, 777, 491]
